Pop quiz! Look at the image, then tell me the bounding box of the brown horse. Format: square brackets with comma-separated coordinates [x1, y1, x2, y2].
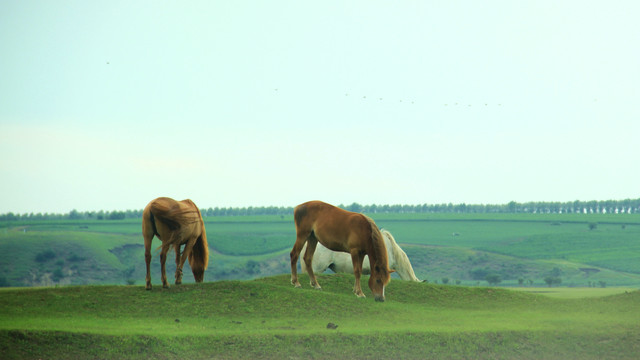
[290, 201, 393, 302]
[142, 197, 209, 290]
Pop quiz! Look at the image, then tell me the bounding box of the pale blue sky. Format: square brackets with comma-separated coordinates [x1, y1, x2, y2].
[1, 1, 638, 214]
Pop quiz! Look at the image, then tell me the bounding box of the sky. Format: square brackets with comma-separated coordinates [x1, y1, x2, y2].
[1, 1, 639, 214]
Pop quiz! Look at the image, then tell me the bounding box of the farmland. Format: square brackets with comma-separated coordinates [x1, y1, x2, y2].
[1, 212, 639, 288]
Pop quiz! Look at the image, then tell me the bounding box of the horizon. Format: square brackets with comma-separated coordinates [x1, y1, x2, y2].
[2, 197, 639, 216]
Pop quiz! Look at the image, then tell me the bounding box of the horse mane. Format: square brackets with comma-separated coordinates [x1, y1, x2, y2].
[189, 204, 209, 277]
[363, 215, 389, 273]
[381, 229, 421, 282]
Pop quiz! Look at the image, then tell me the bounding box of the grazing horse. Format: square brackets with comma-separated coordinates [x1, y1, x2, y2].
[302, 229, 424, 282]
[142, 197, 209, 290]
[290, 201, 393, 302]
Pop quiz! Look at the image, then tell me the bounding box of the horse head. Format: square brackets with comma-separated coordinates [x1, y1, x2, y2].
[369, 264, 394, 302]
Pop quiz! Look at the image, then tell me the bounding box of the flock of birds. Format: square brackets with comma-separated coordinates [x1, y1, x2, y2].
[273, 88, 503, 107]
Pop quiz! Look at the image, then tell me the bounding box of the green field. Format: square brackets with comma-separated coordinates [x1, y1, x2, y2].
[2, 213, 639, 358]
[1, 275, 639, 359]
[1, 213, 639, 288]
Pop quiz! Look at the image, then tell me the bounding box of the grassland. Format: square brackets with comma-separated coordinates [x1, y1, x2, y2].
[2, 212, 638, 358]
[1, 275, 639, 359]
[1, 213, 639, 288]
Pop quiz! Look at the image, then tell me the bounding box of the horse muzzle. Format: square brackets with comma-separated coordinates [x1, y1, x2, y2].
[375, 295, 385, 302]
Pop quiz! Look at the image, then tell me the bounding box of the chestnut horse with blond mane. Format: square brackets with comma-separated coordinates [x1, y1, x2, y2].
[290, 201, 393, 302]
[302, 229, 424, 282]
[142, 197, 209, 290]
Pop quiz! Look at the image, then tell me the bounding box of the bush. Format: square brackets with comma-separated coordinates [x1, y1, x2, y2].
[485, 274, 502, 286]
[544, 276, 562, 287]
[52, 268, 64, 282]
[35, 250, 56, 263]
[470, 268, 490, 280]
[67, 254, 85, 262]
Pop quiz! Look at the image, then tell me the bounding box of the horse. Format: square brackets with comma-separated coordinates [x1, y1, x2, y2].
[302, 229, 424, 282]
[142, 197, 209, 290]
[290, 200, 393, 302]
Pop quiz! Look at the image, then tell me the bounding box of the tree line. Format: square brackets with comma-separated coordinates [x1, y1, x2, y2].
[1, 198, 639, 222]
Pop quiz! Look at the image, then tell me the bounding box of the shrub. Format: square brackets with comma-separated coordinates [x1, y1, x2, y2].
[52, 268, 64, 281]
[485, 274, 502, 286]
[544, 276, 562, 287]
[35, 250, 56, 263]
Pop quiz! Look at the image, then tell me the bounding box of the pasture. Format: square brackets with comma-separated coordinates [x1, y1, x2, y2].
[1, 212, 639, 358]
[1, 212, 639, 288]
[1, 275, 639, 359]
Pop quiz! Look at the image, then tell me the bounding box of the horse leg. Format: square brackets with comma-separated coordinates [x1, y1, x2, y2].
[351, 250, 366, 298]
[174, 244, 183, 285]
[160, 245, 170, 288]
[144, 234, 153, 290]
[290, 233, 309, 288]
[176, 238, 197, 284]
[303, 236, 321, 290]
[142, 214, 155, 290]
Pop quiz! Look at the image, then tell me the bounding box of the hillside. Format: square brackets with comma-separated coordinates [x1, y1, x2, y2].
[1, 213, 639, 288]
[1, 275, 639, 359]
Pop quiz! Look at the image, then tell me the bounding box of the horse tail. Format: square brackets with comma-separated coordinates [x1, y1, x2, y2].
[149, 211, 159, 237]
[188, 205, 209, 282]
[382, 229, 422, 282]
[294, 203, 308, 227]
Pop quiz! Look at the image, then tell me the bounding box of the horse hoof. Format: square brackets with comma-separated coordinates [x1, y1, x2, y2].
[145, 285, 152, 291]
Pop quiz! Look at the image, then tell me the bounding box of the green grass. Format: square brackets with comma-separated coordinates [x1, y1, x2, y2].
[1, 275, 639, 359]
[2, 213, 640, 288]
[514, 287, 637, 299]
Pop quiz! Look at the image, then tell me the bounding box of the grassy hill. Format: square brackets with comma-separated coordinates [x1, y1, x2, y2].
[1, 275, 639, 359]
[1, 213, 639, 288]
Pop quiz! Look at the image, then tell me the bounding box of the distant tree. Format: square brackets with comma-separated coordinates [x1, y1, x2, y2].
[108, 211, 126, 220]
[52, 268, 64, 282]
[441, 277, 449, 285]
[246, 260, 260, 274]
[345, 203, 363, 213]
[588, 223, 598, 231]
[68, 209, 82, 220]
[470, 268, 490, 280]
[485, 274, 502, 286]
[518, 278, 525, 286]
[598, 281, 607, 288]
[544, 276, 562, 287]
[550, 267, 563, 277]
